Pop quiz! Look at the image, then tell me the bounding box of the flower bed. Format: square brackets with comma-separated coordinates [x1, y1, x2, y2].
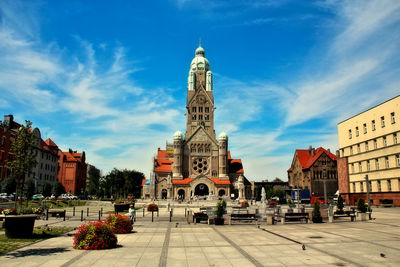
[73, 221, 117, 250]
[3, 208, 17, 215]
[106, 214, 133, 234]
[241, 200, 249, 208]
[147, 203, 158, 212]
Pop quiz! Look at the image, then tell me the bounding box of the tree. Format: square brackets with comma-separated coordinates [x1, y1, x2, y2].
[42, 182, 52, 197]
[3, 177, 17, 195]
[7, 120, 37, 208]
[53, 180, 65, 197]
[123, 169, 145, 197]
[25, 179, 35, 200]
[87, 166, 101, 196]
[357, 198, 367, 213]
[312, 201, 322, 223]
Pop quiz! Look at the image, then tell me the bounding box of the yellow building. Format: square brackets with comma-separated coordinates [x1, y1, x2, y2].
[337, 95, 400, 206]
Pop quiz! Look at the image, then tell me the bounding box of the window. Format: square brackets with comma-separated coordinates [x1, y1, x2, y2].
[350, 146, 353, 155]
[365, 142, 369, 151]
[397, 154, 400, 166]
[205, 114, 209, 121]
[205, 107, 209, 113]
[352, 183, 356, 193]
[191, 148, 196, 153]
[383, 136, 387, 147]
[359, 162, 362, 172]
[372, 120, 376, 131]
[192, 114, 196, 120]
[360, 182, 364, 192]
[363, 123, 367, 134]
[349, 129, 352, 139]
[394, 133, 398, 144]
[385, 156, 389, 168]
[388, 180, 392, 191]
[357, 144, 361, 153]
[391, 112, 396, 124]
[198, 114, 203, 120]
[367, 160, 371, 171]
[368, 181, 372, 192]
[41, 163, 43, 169]
[351, 163, 355, 173]
[1, 136, 5, 146]
[374, 139, 378, 149]
[377, 180, 381, 192]
[356, 127, 359, 136]
[199, 107, 203, 112]
[192, 107, 196, 112]
[376, 159, 380, 170]
[381, 116, 385, 128]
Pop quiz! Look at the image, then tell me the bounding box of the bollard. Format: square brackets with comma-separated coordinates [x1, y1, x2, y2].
[73, 207, 75, 216]
[81, 210, 83, 221]
[87, 207, 89, 217]
[134, 210, 136, 222]
[101, 207, 103, 217]
[170, 210, 172, 222]
[98, 210, 101, 221]
[63, 209, 66, 221]
[143, 207, 145, 217]
[157, 209, 159, 217]
[46, 209, 49, 221]
[152, 211, 154, 222]
[185, 208, 186, 217]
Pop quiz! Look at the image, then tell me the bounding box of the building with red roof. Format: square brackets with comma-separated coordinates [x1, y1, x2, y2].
[287, 146, 338, 197]
[58, 149, 87, 195]
[150, 45, 250, 200]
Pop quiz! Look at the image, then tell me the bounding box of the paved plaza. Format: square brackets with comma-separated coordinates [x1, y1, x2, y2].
[1, 204, 400, 267]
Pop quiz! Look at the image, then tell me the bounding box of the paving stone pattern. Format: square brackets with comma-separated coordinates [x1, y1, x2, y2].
[0, 205, 399, 266]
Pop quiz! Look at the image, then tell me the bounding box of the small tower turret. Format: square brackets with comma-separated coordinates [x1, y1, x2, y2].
[218, 132, 228, 179]
[172, 131, 183, 179]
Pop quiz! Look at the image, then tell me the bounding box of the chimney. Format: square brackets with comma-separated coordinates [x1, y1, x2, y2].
[327, 148, 331, 153]
[308, 145, 313, 156]
[312, 148, 315, 156]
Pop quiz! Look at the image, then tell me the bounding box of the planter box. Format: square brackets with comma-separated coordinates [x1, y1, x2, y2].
[4, 215, 36, 238]
[214, 217, 224, 225]
[114, 203, 130, 213]
[358, 212, 367, 221]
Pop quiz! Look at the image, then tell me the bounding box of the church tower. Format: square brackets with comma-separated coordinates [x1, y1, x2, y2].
[185, 45, 216, 139]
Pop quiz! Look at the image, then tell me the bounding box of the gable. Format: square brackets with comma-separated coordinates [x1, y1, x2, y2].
[185, 126, 217, 146]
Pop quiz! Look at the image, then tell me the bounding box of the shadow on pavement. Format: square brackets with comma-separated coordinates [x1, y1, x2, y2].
[5, 247, 69, 258]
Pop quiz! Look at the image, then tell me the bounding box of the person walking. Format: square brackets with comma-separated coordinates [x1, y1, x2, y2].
[129, 204, 135, 224]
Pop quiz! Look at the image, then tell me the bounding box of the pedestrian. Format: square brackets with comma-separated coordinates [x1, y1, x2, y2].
[129, 204, 135, 224]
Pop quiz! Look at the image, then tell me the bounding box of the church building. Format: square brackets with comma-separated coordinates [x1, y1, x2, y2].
[150, 45, 251, 200]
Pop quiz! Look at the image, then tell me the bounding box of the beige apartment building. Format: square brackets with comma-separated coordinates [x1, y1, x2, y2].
[337, 95, 400, 206]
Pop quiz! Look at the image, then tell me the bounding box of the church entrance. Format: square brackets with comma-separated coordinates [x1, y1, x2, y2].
[218, 189, 226, 197]
[161, 189, 167, 199]
[194, 183, 209, 196]
[177, 189, 185, 200]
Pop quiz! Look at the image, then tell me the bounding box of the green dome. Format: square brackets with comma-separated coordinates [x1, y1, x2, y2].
[191, 45, 210, 72]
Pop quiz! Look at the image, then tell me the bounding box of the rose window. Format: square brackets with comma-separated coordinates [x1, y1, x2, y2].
[193, 158, 208, 174]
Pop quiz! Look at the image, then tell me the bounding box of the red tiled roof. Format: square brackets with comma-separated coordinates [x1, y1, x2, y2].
[289, 147, 337, 171]
[45, 138, 57, 147]
[155, 150, 173, 173]
[287, 167, 292, 172]
[210, 178, 231, 185]
[228, 158, 244, 174]
[173, 178, 194, 184]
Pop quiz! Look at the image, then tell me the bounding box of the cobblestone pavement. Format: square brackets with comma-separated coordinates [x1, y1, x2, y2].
[1, 204, 399, 267]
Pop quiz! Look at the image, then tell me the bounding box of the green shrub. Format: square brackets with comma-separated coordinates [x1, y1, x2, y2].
[215, 200, 226, 218]
[106, 214, 133, 234]
[312, 201, 322, 223]
[73, 221, 117, 250]
[337, 195, 344, 211]
[357, 198, 367, 213]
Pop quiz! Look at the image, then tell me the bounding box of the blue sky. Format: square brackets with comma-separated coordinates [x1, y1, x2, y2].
[1, 0, 400, 181]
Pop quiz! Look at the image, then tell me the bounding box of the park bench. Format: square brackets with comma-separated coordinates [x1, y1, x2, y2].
[229, 213, 257, 225]
[333, 210, 356, 221]
[46, 209, 66, 220]
[281, 212, 309, 224]
[193, 212, 208, 223]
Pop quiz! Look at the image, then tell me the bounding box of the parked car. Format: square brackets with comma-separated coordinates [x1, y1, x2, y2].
[311, 197, 329, 205]
[32, 194, 45, 200]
